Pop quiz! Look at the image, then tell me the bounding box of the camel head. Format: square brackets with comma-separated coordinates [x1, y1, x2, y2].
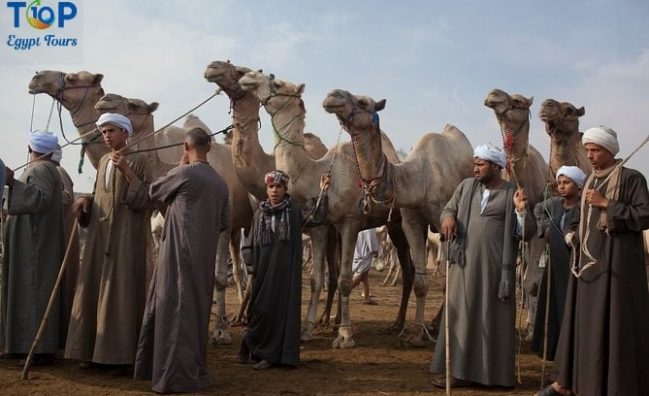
[238, 70, 305, 113]
[322, 89, 386, 137]
[204, 60, 254, 99]
[539, 99, 585, 138]
[95, 93, 158, 134]
[484, 88, 533, 134]
[28, 70, 104, 106]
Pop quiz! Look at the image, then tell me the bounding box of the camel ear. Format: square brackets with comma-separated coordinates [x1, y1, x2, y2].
[296, 83, 305, 95]
[576, 106, 585, 117]
[147, 102, 159, 113]
[375, 99, 386, 112]
[65, 73, 77, 83]
[93, 74, 104, 85]
[528, 96, 534, 106]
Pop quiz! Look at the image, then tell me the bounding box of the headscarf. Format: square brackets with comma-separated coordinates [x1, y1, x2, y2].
[473, 143, 506, 168]
[96, 113, 133, 137]
[51, 145, 63, 164]
[264, 170, 289, 186]
[556, 165, 587, 189]
[28, 130, 59, 154]
[582, 126, 619, 155]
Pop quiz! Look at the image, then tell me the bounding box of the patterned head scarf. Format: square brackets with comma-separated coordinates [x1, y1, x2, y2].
[264, 170, 289, 187]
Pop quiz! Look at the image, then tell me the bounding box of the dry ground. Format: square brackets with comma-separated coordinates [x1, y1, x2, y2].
[1, 269, 548, 395]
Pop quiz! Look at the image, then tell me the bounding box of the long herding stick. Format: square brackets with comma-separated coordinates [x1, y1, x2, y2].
[22, 221, 79, 380]
[540, 248, 552, 388]
[445, 239, 451, 396]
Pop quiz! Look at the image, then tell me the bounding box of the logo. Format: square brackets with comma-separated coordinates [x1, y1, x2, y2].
[7, 1, 77, 29]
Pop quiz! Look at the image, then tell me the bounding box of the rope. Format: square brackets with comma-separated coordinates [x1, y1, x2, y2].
[126, 125, 234, 154]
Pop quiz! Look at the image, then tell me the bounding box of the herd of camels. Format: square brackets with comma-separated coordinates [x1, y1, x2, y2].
[26, 60, 647, 351]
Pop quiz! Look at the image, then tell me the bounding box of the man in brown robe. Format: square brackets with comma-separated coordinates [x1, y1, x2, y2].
[539, 126, 649, 396]
[65, 113, 152, 372]
[1, 131, 65, 364]
[134, 127, 229, 393]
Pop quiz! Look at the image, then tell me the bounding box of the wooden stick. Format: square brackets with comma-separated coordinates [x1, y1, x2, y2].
[541, 248, 552, 388]
[22, 221, 78, 380]
[445, 240, 451, 396]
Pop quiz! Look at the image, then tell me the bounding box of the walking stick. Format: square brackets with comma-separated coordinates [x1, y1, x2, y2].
[540, 247, 552, 389]
[22, 221, 79, 380]
[444, 239, 451, 396]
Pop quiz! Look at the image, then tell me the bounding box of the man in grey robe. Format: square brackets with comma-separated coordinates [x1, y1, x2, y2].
[134, 127, 229, 393]
[540, 126, 649, 396]
[1, 131, 65, 364]
[431, 144, 533, 388]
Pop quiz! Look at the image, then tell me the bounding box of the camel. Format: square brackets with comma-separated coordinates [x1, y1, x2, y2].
[484, 88, 551, 339]
[94, 92, 255, 345]
[28, 71, 107, 169]
[323, 89, 474, 344]
[538, 98, 592, 188]
[238, 71, 415, 348]
[204, 60, 340, 340]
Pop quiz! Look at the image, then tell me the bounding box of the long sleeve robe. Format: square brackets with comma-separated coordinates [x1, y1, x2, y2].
[1, 161, 65, 354]
[554, 167, 649, 396]
[134, 162, 229, 394]
[64, 151, 152, 365]
[430, 177, 534, 387]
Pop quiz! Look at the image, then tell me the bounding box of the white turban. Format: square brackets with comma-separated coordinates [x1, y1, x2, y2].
[582, 126, 619, 155]
[474, 144, 506, 168]
[556, 165, 587, 189]
[28, 130, 59, 154]
[51, 145, 63, 163]
[96, 113, 133, 137]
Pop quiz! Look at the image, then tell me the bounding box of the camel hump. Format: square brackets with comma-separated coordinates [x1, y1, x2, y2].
[183, 114, 212, 134]
[154, 125, 185, 165]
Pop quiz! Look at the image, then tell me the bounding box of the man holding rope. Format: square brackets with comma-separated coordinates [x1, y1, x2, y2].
[539, 126, 649, 396]
[1, 131, 65, 365]
[431, 144, 534, 389]
[64, 113, 152, 375]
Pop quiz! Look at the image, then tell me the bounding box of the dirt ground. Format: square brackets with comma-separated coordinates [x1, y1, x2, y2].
[1, 270, 548, 395]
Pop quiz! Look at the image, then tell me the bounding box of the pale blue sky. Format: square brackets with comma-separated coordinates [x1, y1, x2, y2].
[2, 0, 648, 192]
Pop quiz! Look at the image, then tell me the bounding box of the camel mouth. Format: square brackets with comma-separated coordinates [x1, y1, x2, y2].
[322, 102, 345, 113]
[204, 68, 223, 82]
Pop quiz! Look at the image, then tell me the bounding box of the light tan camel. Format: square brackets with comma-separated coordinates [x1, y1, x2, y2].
[484, 88, 551, 339]
[204, 60, 339, 340]
[239, 71, 416, 348]
[94, 93, 255, 345]
[538, 98, 592, 187]
[323, 89, 474, 344]
[28, 71, 107, 168]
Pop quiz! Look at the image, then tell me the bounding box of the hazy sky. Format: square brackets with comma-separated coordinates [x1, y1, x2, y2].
[1, 0, 648, 192]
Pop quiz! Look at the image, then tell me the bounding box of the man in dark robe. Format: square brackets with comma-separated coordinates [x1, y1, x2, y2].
[540, 126, 649, 396]
[1, 131, 65, 364]
[239, 170, 328, 370]
[531, 166, 585, 361]
[134, 127, 229, 393]
[431, 144, 534, 388]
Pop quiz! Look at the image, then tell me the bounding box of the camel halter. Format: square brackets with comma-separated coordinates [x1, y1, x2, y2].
[259, 74, 306, 151]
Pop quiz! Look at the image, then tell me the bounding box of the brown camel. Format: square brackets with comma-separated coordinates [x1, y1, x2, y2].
[28, 71, 107, 169]
[239, 70, 415, 348]
[538, 98, 592, 189]
[94, 93, 255, 345]
[204, 60, 341, 340]
[323, 89, 474, 344]
[484, 88, 551, 339]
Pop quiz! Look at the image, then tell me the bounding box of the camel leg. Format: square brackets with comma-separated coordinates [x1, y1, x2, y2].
[382, 253, 396, 286]
[228, 231, 245, 304]
[397, 212, 430, 347]
[332, 222, 361, 349]
[386, 221, 414, 332]
[210, 230, 232, 346]
[390, 257, 401, 286]
[319, 226, 340, 326]
[301, 225, 328, 341]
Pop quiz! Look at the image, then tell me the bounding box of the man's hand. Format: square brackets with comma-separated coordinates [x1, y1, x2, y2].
[513, 187, 528, 213]
[564, 231, 576, 247]
[320, 174, 331, 191]
[111, 151, 135, 182]
[72, 197, 90, 220]
[441, 217, 456, 242]
[5, 167, 14, 187]
[180, 151, 189, 165]
[586, 188, 609, 209]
